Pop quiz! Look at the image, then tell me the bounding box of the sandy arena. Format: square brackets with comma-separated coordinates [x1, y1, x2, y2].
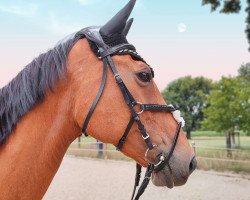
[44, 156, 250, 200]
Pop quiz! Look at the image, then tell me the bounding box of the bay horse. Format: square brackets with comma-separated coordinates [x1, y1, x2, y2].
[0, 0, 196, 199]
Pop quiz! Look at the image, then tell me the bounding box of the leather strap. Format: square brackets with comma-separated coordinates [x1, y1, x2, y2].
[135, 118, 154, 150]
[154, 122, 182, 172]
[99, 44, 136, 58]
[82, 59, 108, 136]
[140, 104, 176, 112]
[117, 117, 134, 151]
[105, 55, 154, 150]
[131, 124, 182, 200]
[132, 164, 154, 200]
[131, 164, 142, 200]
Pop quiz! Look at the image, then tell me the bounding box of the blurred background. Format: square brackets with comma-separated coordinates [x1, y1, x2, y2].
[0, 0, 249, 89]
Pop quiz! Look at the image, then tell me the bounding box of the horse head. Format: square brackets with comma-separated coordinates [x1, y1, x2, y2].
[69, 0, 196, 189]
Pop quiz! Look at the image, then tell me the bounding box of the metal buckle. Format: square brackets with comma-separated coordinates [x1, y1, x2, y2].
[154, 155, 166, 167]
[135, 101, 144, 115]
[142, 132, 149, 140]
[114, 74, 120, 79]
[114, 74, 123, 84]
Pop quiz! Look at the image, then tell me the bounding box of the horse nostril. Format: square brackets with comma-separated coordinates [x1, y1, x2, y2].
[189, 156, 197, 174]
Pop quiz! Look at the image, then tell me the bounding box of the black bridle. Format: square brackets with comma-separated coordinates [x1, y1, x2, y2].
[80, 27, 182, 200]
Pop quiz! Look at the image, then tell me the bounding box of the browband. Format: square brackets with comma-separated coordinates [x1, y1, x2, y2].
[76, 27, 145, 62]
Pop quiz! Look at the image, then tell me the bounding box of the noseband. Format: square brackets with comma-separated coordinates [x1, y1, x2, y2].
[80, 27, 183, 200]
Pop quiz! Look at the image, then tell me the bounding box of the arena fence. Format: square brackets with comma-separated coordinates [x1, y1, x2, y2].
[66, 140, 250, 173]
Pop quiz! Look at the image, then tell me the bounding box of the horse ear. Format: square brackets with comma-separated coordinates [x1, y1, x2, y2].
[100, 0, 136, 36]
[122, 18, 134, 36]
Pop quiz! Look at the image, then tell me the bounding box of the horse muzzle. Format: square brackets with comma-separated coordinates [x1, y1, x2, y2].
[151, 155, 197, 188]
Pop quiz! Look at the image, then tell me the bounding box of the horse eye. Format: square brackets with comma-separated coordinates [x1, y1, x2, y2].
[136, 71, 152, 83]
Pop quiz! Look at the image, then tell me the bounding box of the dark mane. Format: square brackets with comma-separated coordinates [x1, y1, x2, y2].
[0, 31, 85, 144]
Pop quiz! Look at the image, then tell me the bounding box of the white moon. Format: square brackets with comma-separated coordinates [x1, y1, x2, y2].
[178, 23, 187, 33]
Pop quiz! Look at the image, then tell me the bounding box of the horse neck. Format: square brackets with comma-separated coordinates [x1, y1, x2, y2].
[0, 78, 80, 200]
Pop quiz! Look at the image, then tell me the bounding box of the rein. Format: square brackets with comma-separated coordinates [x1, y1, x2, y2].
[80, 27, 183, 200]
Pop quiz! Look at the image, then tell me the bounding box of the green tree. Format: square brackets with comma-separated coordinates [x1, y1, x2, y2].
[162, 76, 213, 139]
[238, 63, 250, 82]
[202, 76, 250, 134]
[238, 63, 250, 133]
[201, 0, 250, 51]
[238, 81, 250, 134]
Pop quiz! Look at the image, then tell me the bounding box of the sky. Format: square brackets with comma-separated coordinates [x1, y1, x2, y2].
[0, 0, 249, 90]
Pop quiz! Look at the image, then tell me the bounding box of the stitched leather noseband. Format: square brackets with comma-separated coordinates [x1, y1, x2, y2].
[80, 27, 182, 200]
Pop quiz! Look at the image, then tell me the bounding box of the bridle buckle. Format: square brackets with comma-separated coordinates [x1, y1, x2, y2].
[135, 101, 144, 115]
[142, 133, 149, 140]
